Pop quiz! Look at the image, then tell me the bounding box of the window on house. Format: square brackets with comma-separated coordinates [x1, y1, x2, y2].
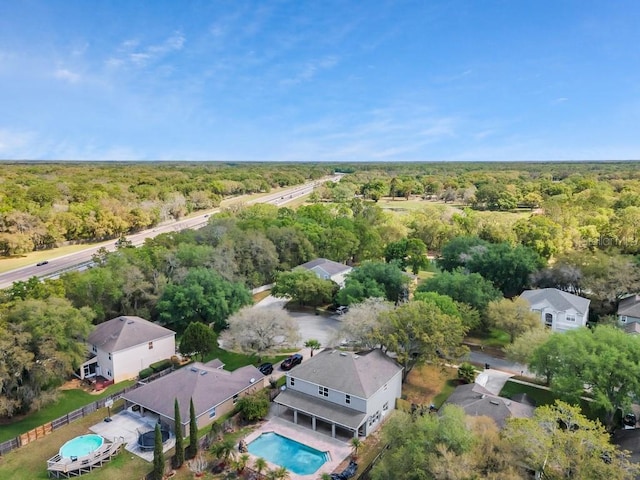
[345, 394, 351, 404]
[545, 313, 553, 327]
[233, 394, 239, 404]
[622, 316, 628, 323]
[383, 384, 388, 391]
[209, 407, 216, 418]
[108, 353, 112, 360]
[92, 344, 97, 353]
[148, 341, 153, 349]
[107, 370, 112, 377]
[289, 378, 295, 387]
[319, 386, 328, 397]
[566, 315, 576, 322]
[383, 402, 389, 411]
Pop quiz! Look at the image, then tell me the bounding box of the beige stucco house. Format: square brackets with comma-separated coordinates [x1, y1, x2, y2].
[122, 360, 266, 435]
[78, 316, 176, 383]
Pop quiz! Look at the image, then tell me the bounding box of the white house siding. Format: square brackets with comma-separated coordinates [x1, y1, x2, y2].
[363, 370, 403, 435]
[531, 302, 586, 333]
[619, 315, 640, 325]
[287, 377, 367, 412]
[331, 270, 351, 288]
[110, 334, 175, 382]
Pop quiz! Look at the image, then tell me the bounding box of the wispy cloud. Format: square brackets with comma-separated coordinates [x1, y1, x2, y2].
[280, 56, 339, 86]
[552, 97, 569, 105]
[106, 31, 185, 69]
[0, 128, 35, 155]
[54, 67, 81, 83]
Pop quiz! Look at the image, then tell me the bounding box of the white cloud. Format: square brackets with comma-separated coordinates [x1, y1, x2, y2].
[0, 128, 35, 154]
[106, 31, 185, 69]
[54, 68, 81, 83]
[552, 97, 569, 105]
[280, 55, 339, 86]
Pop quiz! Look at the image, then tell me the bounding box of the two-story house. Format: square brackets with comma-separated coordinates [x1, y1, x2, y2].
[274, 349, 403, 439]
[520, 288, 590, 333]
[78, 316, 176, 383]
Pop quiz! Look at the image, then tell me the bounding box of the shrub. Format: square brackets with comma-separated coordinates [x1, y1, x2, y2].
[139, 367, 154, 379]
[457, 362, 477, 384]
[150, 359, 172, 372]
[236, 393, 270, 422]
[170, 355, 181, 367]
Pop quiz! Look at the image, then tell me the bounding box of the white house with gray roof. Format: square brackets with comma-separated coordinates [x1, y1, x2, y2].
[520, 288, 590, 333]
[78, 316, 175, 383]
[617, 295, 640, 326]
[298, 258, 353, 287]
[274, 348, 403, 439]
[123, 360, 265, 435]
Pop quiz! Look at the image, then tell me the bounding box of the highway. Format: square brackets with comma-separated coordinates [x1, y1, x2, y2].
[0, 177, 336, 290]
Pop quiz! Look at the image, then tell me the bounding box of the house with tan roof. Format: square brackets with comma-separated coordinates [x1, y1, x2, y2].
[298, 258, 353, 287]
[78, 316, 175, 383]
[123, 360, 265, 435]
[274, 348, 403, 439]
[520, 288, 590, 333]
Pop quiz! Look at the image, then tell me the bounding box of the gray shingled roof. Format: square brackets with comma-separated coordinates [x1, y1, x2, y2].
[520, 288, 590, 315]
[88, 316, 175, 353]
[274, 389, 366, 429]
[618, 295, 640, 318]
[288, 349, 402, 399]
[298, 258, 352, 277]
[444, 383, 534, 428]
[123, 361, 263, 421]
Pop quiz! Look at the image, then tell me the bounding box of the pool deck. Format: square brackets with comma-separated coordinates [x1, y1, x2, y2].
[243, 416, 352, 480]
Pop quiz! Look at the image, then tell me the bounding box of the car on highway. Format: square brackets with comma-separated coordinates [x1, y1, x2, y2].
[36, 261, 49, 266]
[258, 363, 274, 375]
[281, 354, 303, 371]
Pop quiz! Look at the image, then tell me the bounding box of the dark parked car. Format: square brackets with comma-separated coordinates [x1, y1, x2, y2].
[36, 261, 49, 266]
[258, 363, 273, 375]
[281, 353, 303, 371]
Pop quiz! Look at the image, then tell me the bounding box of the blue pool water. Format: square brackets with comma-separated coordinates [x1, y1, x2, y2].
[59, 434, 104, 459]
[248, 432, 329, 475]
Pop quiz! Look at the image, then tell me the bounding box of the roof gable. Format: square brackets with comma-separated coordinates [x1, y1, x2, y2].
[123, 361, 263, 421]
[88, 316, 175, 353]
[618, 295, 640, 318]
[298, 258, 352, 277]
[288, 349, 402, 398]
[520, 288, 590, 315]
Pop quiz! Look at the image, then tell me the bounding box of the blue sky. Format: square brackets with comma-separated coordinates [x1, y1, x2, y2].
[0, 1, 638, 162]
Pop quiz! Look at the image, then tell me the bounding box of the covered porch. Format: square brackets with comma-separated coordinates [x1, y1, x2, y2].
[274, 389, 365, 440]
[76, 355, 99, 381]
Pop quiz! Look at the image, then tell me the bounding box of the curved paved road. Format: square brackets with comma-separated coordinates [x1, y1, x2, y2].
[0, 176, 340, 289]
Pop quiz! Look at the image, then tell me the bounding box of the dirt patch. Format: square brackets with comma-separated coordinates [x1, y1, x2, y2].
[59, 379, 84, 391]
[403, 364, 457, 405]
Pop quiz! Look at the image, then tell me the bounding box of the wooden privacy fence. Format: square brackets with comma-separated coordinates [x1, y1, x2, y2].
[0, 383, 139, 456]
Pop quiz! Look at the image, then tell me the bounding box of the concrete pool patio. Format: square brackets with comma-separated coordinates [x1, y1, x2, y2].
[243, 416, 352, 480]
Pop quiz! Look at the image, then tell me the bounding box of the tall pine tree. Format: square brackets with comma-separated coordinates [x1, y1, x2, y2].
[188, 397, 198, 459]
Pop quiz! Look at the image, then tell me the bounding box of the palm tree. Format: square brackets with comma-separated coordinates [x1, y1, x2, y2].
[304, 339, 321, 357]
[254, 457, 268, 478]
[350, 437, 362, 459]
[210, 438, 236, 468]
[233, 453, 250, 474]
[320, 474, 333, 480]
[274, 466, 290, 479]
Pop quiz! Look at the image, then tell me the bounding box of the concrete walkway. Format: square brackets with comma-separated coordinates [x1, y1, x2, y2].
[474, 369, 514, 395]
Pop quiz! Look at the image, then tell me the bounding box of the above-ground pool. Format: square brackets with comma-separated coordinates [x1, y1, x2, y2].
[138, 427, 171, 450]
[248, 432, 329, 475]
[59, 434, 104, 459]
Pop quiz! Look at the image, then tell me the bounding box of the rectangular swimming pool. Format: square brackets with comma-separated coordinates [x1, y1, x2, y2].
[248, 431, 329, 475]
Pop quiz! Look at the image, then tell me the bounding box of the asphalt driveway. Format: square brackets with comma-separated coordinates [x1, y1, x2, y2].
[255, 295, 343, 348]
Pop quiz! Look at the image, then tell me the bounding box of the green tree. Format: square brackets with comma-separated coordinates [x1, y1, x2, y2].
[376, 301, 467, 381]
[304, 339, 321, 357]
[384, 238, 429, 274]
[271, 269, 336, 306]
[188, 398, 198, 459]
[502, 401, 638, 479]
[504, 327, 552, 365]
[336, 298, 394, 349]
[179, 322, 217, 361]
[485, 297, 542, 343]
[337, 261, 408, 305]
[210, 438, 236, 468]
[514, 215, 568, 259]
[253, 457, 268, 478]
[438, 236, 489, 272]
[152, 423, 165, 480]
[236, 392, 270, 422]
[457, 362, 477, 384]
[417, 269, 501, 313]
[531, 326, 640, 428]
[156, 267, 252, 332]
[173, 398, 184, 468]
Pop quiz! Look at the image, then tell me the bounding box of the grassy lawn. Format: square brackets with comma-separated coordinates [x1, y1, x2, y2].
[465, 328, 510, 352]
[201, 343, 289, 372]
[0, 400, 149, 480]
[0, 380, 136, 443]
[499, 380, 558, 407]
